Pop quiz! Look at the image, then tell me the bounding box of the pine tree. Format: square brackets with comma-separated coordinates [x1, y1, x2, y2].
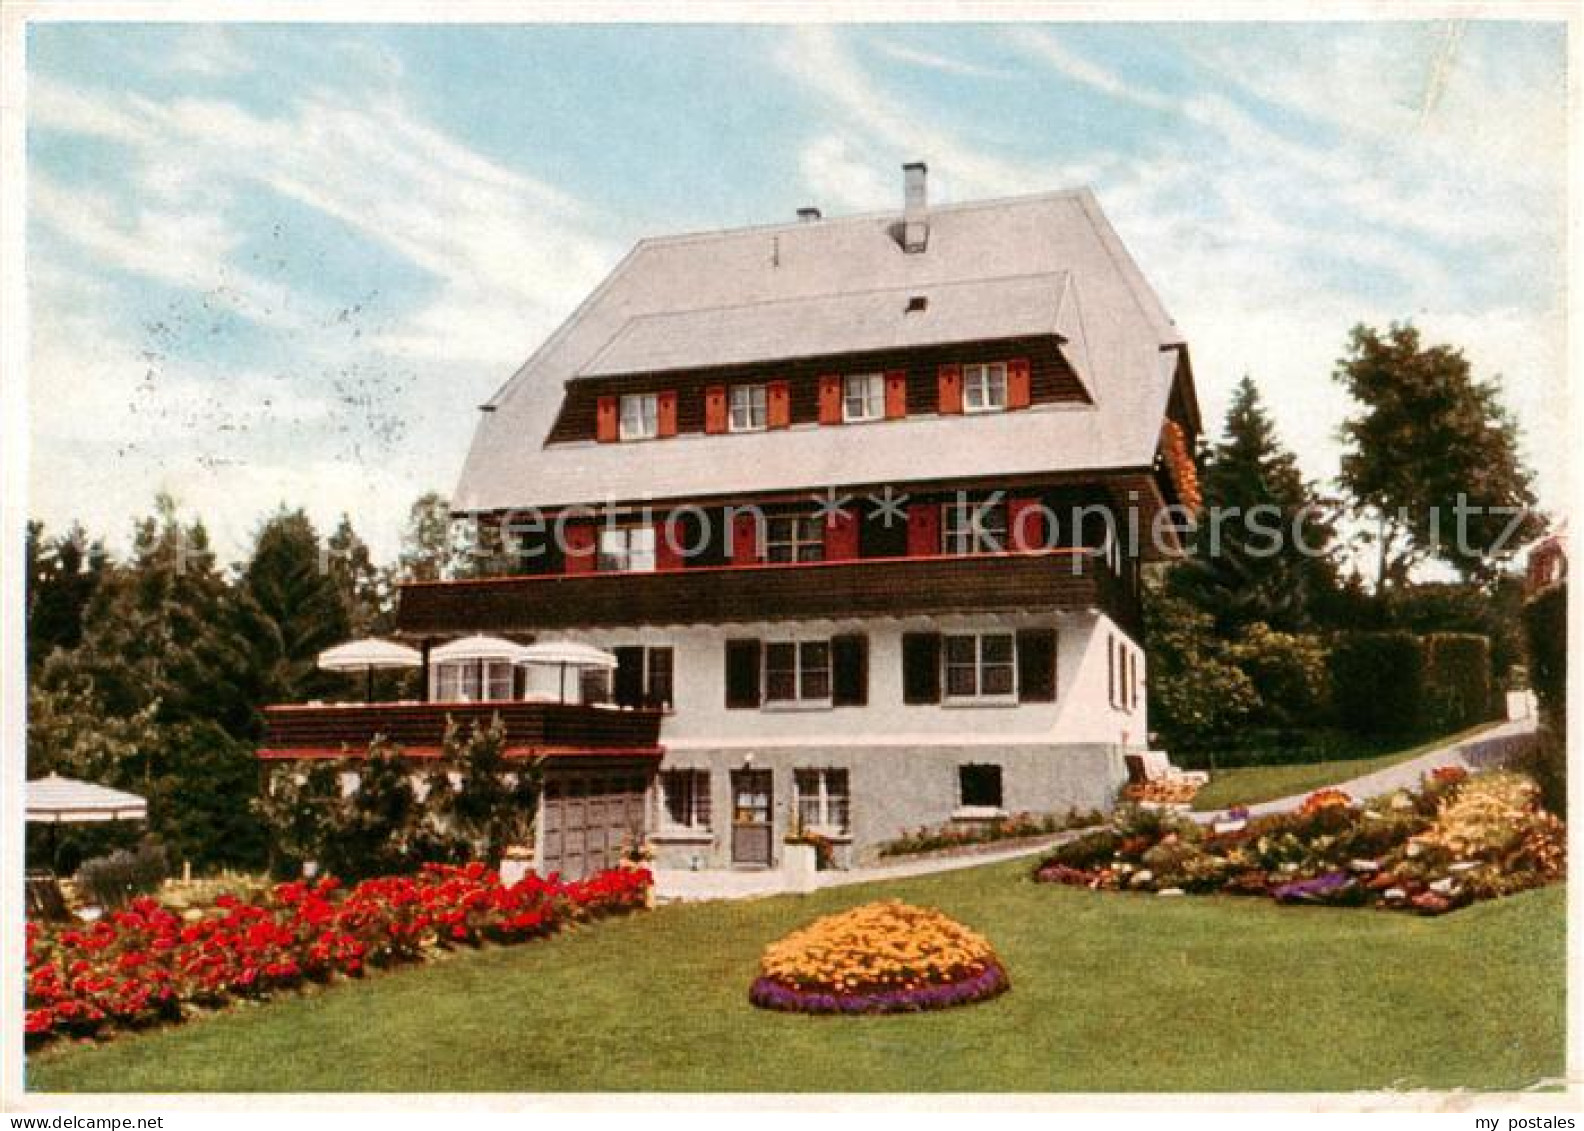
[26, 521, 109, 673]
[236, 508, 354, 708]
[326, 514, 391, 635]
[1174, 376, 1339, 631]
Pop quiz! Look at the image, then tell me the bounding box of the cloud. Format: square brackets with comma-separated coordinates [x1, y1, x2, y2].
[871, 41, 1013, 80]
[29, 73, 619, 368]
[1001, 27, 1174, 112]
[777, 24, 1566, 522]
[777, 26, 1111, 208]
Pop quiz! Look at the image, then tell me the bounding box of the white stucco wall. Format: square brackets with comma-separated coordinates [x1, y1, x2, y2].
[564, 611, 1146, 750]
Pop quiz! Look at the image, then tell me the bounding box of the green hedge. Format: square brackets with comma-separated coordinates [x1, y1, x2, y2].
[1329, 631, 1424, 737]
[1422, 633, 1494, 733]
[1524, 584, 1566, 723]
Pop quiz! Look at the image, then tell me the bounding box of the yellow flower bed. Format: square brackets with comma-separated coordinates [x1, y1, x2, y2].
[758, 900, 1000, 994]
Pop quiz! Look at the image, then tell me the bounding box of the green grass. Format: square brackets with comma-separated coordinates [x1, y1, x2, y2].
[28, 858, 1564, 1093]
[1191, 723, 1501, 812]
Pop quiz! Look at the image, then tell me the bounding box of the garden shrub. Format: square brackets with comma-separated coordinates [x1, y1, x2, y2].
[1044, 829, 1119, 871]
[1226, 624, 1332, 730]
[1421, 633, 1494, 733]
[1523, 583, 1566, 723]
[74, 843, 169, 909]
[1329, 631, 1424, 737]
[1515, 723, 1566, 817]
[254, 718, 538, 880]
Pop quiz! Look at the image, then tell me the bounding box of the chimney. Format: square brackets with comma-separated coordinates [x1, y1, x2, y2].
[797, 206, 822, 222]
[902, 161, 928, 253]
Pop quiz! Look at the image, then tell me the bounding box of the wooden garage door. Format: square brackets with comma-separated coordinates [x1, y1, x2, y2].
[540, 773, 649, 880]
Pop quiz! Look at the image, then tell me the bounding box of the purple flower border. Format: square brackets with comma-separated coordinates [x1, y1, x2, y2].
[748, 961, 1010, 1015]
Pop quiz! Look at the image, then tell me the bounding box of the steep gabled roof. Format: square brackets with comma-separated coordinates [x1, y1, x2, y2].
[453, 187, 1187, 513]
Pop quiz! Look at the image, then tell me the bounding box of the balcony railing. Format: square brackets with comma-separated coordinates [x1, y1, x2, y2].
[395, 548, 1140, 637]
[259, 700, 664, 760]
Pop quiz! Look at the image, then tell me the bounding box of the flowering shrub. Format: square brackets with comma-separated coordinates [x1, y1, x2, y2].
[1121, 779, 1201, 805]
[1298, 788, 1354, 817]
[1428, 765, 1469, 789]
[25, 863, 651, 1048]
[1035, 769, 1564, 916]
[749, 901, 1008, 1014]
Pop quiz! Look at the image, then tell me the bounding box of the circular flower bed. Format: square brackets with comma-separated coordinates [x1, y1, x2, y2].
[748, 900, 1009, 1014]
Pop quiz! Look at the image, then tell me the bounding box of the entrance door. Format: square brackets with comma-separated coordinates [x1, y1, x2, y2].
[730, 769, 773, 868]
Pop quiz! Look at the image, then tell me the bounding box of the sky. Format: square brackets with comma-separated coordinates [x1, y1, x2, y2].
[24, 19, 1570, 565]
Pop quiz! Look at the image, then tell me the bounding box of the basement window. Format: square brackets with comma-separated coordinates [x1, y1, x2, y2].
[905, 295, 928, 314]
[959, 763, 1004, 809]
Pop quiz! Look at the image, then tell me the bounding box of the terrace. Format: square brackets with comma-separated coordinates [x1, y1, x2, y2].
[258, 699, 664, 762]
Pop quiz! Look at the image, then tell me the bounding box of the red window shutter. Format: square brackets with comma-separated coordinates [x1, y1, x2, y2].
[596, 396, 619, 442]
[730, 510, 761, 564]
[767, 380, 791, 429]
[657, 390, 678, 438]
[654, 521, 683, 571]
[704, 386, 728, 434]
[906, 503, 941, 557]
[564, 521, 597, 573]
[825, 509, 859, 560]
[818, 375, 843, 425]
[937, 365, 963, 414]
[884, 370, 908, 419]
[1008, 358, 1032, 409]
[1008, 496, 1047, 552]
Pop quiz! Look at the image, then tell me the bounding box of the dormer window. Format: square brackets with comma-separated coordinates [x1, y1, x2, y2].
[729, 385, 768, 432]
[963, 363, 1008, 413]
[842, 374, 885, 423]
[619, 394, 659, 440]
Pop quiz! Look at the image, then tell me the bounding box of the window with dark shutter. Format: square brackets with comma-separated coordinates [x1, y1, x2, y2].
[831, 634, 868, 706]
[902, 632, 942, 704]
[725, 639, 762, 709]
[1016, 629, 1057, 703]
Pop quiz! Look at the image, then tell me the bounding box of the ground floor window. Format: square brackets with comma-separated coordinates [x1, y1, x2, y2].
[959, 763, 1004, 809]
[659, 769, 711, 830]
[794, 768, 850, 834]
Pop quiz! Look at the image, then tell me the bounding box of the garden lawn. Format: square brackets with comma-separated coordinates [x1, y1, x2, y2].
[1190, 723, 1501, 812]
[28, 859, 1563, 1094]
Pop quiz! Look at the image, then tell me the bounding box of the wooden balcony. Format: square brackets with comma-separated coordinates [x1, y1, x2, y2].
[259, 700, 665, 761]
[395, 549, 1141, 638]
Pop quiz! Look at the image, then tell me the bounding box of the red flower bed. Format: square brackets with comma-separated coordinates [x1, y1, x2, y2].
[25, 863, 651, 1048]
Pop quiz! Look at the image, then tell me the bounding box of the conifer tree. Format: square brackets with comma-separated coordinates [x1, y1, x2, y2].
[1174, 376, 1339, 631]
